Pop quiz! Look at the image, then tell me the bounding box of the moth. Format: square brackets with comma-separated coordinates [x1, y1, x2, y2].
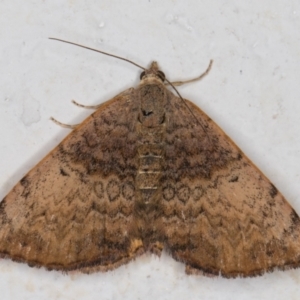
[0, 38, 299, 278]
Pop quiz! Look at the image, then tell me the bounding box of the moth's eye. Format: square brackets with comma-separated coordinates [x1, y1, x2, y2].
[157, 70, 165, 82]
[140, 71, 146, 80]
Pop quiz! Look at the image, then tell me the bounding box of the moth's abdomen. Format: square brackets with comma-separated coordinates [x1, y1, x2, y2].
[136, 138, 164, 205]
[134, 120, 165, 249]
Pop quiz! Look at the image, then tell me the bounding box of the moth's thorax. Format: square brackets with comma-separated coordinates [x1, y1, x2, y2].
[137, 77, 167, 128]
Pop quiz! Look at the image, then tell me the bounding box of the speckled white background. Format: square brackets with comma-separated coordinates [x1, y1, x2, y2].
[1, 1, 300, 299]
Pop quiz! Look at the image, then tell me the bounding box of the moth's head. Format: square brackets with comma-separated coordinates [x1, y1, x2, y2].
[140, 61, 166, 83]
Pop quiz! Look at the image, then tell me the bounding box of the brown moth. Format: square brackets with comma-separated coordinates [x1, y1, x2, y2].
[0, 39, 299, 278]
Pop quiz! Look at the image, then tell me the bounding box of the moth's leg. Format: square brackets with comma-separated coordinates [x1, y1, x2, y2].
[50, 100, 102, 129]
[72, 88, 135, 109]
[166, 60, 213, 87]
[71, 99, 103, 109]
[50, 117, 79, 129]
